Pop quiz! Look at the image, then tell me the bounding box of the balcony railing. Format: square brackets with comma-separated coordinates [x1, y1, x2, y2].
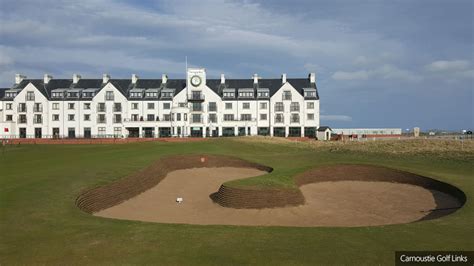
[33, 117, 43, 124]
[190, 116, 203, 124]
[191, 106, 203, 112]
[113, 106, 122, 112]
[274, 118, 284, 123]
[33, 106, 43, 112]
[290, 107, 300, 112]
[18, 106, 27, 112]
[18, 117, 27, 124]
[97, 106, 106, 112]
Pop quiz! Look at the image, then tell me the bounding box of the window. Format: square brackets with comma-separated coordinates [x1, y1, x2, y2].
[67, 92, 79, 98]
[242, 102, 250, 109]
[18, 115, 27, 123]
[223, 91, 235, 98]
[240, 114, 252, 121]
[191, 103, 202, 112]
[147, 114, 155, 121]
[176, 113, 181, 121]
[291, 114, 300, 123]
[283, 91, 292, 100]
[68, 114, 75, 121]
[114, 127, 122, 137]
[6, 115, 13, 121]
[5, 92, 17, 98]
[209, 114, 217, 123]
[161, 91, 174, 99]
[114, 114, 122, 123]
[52, 91, 64, 98]
[132, 103, 139, 110]
[84, 103, 91, 110]
[259, 102, 267, 109]
[304, 90, 316, 98]
[225, 103, 232, 110]
[84, 114, 91, 121]
[18, 103, 26, 112]
[238, 91, 254, 98]
[164, 114, 171, 121]
[52, 114, 59, 121]
[82, 91, 95, 98]
[178, 102, 186, 107]
[105, 91, 114, 101]
[34, 114, 42, 124]
[52, 103, 59, 110]
[131, 114, 139, 121]
[275, 102, 284, 112]
[224, 114, 234, 121]
[260, 114, 267, 120]
[68, 103, 75, 110]
[108, 102, 119, 112]
[275, 114, 284, 123]
[307, 113, 314, 120]
[307, 102, 315, 109]
[146, 91, 158, 98]
[257, 90, 269, 98]
[208, 102, 217, 112]
[98, 127, 106, 136]
[26, 91, 35, 101]
[290, 102, 300, 112]
[97, 103, 106, 112]
[191, 114, 201, 123]
[130, 92, 142, 98]
[163, 103, 171, 110]
[6, 103, 12, 110]
[34, 103, 42, 112]
[97, 114, 106, 123]
[147, 103, 155, 110]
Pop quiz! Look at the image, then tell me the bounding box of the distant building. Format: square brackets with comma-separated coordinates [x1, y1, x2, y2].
[317, 126, 332, 140]
[332, 128, 402, 138]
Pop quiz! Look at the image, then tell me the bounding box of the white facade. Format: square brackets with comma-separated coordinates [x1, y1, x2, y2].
[0, 69, 320, 138]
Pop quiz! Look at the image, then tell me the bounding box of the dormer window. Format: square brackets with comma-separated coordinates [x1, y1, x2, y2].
[223, 89, 235, 99]
[303, 88, 317, 98]
[257, 89, 269, 98]
[161, 89, 175, 99]
[238, 89, 254, 99]
[145, 89, 159, 98]
[129, 89, 144, 98]
[82, 88, 97, 98]
[51, 89, 66, 99]
[5, 91, 17, 98]
[67, 91, 80, 98]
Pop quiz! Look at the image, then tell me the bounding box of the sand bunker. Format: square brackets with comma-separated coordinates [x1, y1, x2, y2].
[94, 167, 461, 227]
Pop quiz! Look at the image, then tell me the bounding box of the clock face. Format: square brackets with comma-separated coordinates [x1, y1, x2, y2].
[190, 75, 202, 87]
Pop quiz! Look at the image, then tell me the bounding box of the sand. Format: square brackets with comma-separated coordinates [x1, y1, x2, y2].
[94, 167, 459, 227]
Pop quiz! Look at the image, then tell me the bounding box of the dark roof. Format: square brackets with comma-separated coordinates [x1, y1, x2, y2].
[0, 88, 8, 98]
[1, 77, 319, 101]
[317, 126, 332, 131]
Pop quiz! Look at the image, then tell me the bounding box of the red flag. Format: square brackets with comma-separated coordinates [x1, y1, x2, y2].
[4, 128, 9, 132]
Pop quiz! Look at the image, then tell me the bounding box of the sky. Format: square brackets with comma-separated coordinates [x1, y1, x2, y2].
[0, 0, 472, 130]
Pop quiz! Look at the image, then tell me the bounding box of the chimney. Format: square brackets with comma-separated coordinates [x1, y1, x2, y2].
[253, 73, 258, 84]
[309, 72, 316, 83]
[73, 74, 81, 84]
[132, 74, 139, 84]
[44, 74, 53, 84]
[102, 74, 110, 84]
[220, 74, 225, 84]
[281, 73, 287, 84]
[15, 74, 26, 84]
[161, 74, 168, 84]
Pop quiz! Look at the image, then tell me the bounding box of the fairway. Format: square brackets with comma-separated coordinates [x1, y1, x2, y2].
[1, 138, 473, 264]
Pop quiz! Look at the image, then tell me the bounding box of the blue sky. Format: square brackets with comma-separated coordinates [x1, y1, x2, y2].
[0, 0, 472, 130]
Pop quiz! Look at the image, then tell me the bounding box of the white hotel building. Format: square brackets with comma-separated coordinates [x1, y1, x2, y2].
[0, 68, 320, 138]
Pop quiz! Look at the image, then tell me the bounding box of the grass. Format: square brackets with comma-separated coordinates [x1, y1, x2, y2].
[0, 138, 473, 264]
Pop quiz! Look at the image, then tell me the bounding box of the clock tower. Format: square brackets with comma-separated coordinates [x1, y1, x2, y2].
[187, 68, 206, 89]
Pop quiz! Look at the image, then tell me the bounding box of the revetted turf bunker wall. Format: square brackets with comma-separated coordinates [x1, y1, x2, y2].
[76, 155, 274, 213]
[294, 164, 467, 220]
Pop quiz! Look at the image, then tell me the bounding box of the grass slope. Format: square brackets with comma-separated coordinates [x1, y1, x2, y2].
[0, 139, 472, 265]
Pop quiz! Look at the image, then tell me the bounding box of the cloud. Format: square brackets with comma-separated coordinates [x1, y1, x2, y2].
[425, 60, 470, 72]
[331, 70, 369, 80]
[321, 115, 353, 122]
[331, 64, 421, 82]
